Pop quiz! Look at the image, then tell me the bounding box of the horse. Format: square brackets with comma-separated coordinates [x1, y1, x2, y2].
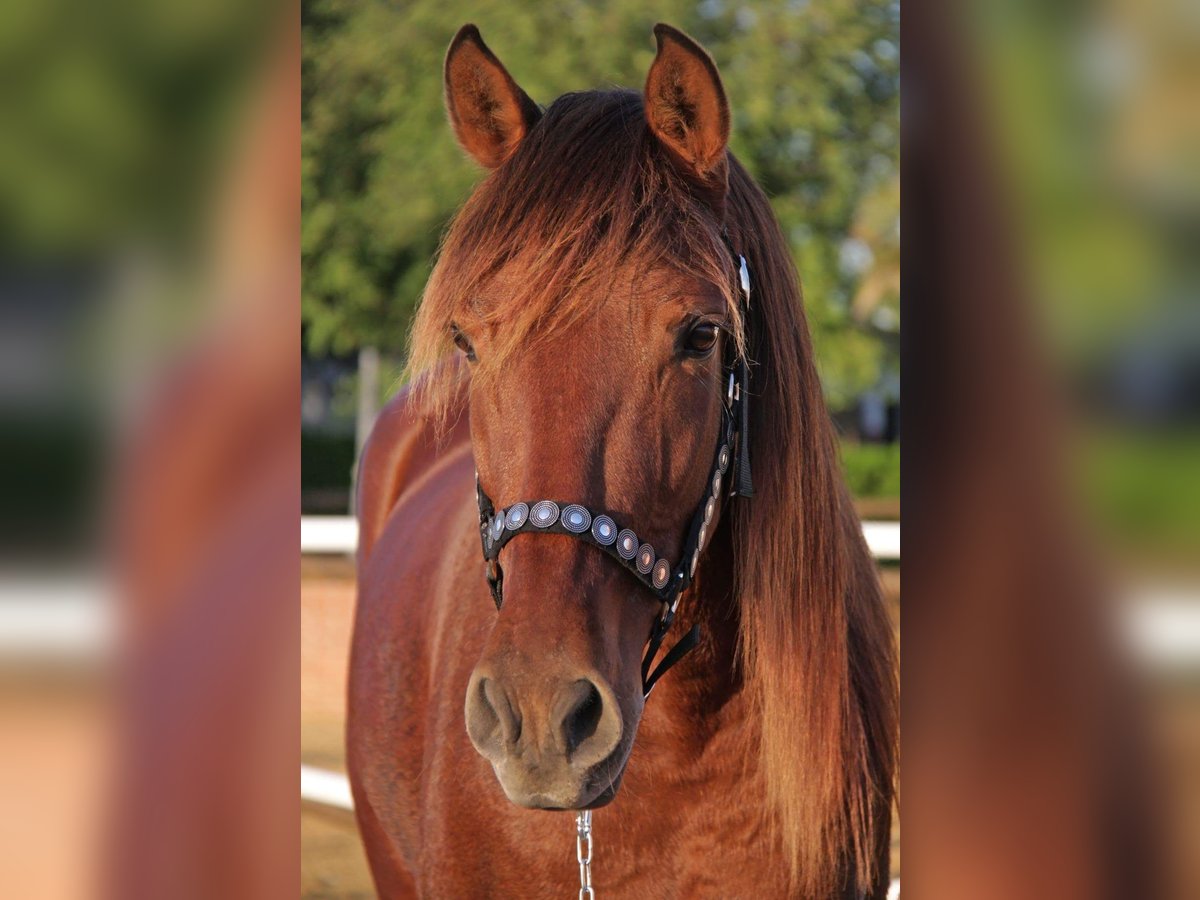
[348, 23, 897, 899]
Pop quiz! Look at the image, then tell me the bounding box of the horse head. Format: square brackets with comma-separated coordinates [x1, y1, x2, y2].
[426, 24, 739, 810]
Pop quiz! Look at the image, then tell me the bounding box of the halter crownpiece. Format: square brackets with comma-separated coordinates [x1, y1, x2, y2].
[475, 246, 753, 697]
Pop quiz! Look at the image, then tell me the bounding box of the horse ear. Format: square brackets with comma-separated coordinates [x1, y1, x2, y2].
[444, 25, 541, 169]
[644, 24, 730, 196]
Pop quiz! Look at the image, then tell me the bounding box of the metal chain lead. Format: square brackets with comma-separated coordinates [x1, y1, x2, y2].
[575, 810, 594, 899]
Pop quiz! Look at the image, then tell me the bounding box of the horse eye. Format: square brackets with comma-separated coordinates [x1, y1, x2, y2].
[683, 322, 720, 358]
[450, 324, 477, 362]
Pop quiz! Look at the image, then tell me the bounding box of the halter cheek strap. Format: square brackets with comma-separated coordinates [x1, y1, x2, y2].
[475, 249, 753, 697]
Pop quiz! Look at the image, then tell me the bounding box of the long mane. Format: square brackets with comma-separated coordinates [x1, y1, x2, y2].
[408, 89, 897, 897]
[726, 159, 898, 896]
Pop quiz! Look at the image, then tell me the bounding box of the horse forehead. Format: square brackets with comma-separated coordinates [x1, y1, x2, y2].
[500, 332, 632, 414]
[475, 264, 721, 418]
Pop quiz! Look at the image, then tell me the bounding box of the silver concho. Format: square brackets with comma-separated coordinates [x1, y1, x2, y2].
[617, 529, 638, 560]
[690, 548, 700, 577]
[698, 522, 708, 549]
[505, 502, 529, 530]
[636, 544, 655, 575]
[718, 444, 730, 474]
[491, 514, 505, 540]
[704, 496, 716, 523]
[530, 500, 560, 528]
[652, 559, 671, 590]
[561, 505, 591, 533]
[712, 471, 723, 496]
[592, 515, 617, 545]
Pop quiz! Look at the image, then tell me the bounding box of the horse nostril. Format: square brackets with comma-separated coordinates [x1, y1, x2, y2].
[562, 681, 603, 753]
[483, 678, 522, 746]
[466, 675, 521, 758]
[555, 678, 621, 765]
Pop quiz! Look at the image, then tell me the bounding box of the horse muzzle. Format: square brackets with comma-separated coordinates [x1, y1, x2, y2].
[465, 666, 632, 809]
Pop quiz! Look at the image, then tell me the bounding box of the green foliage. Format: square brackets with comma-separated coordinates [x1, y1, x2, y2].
[1081, 431, 1200, 561]
[302, 0, 899, 402]
[302, 430, 357, 490]
[0, 0, 275, 257]
[840, 441, 900, 499]
[836, 431, 1200, 555]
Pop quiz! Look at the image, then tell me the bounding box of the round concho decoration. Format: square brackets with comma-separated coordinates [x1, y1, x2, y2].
[704, 496, 716, 524]
[561, 505, 591, 533]
[698, 522, 708, 549]
[712, 471, 723, 496]
[491, 514, 505, 541]
[652, 559, 671, 590]
[690, 548, 700, 577]
[505, 502, 529, 530]
[530, 500, 560, 528]
[718, 444, 730, 475]
[616, 529, 638, 560]
[591, 515, 617, 546]
[636, 544, 655, 575]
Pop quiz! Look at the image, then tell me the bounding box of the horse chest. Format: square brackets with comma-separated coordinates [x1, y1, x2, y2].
[407, 697, 787, 899]
[596, 788, 786, 898]
[413, 772, 785, 899]
[591, 715, 788, 897]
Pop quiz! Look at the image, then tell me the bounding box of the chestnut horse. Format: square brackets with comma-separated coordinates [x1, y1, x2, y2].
[349, 24, 897, 899]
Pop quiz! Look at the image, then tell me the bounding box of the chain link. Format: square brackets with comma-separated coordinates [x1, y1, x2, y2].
[575, 810, 594, 899]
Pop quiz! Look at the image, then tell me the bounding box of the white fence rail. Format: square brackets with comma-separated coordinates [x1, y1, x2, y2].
[301, 515, 903, 561]
[301, 764, 355, 811]
[301, 516, 361, 555]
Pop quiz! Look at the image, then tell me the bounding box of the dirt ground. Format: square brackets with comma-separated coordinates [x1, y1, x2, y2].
[301, 557, 375, 897]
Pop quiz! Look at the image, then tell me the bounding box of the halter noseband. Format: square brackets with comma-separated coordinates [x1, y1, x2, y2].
[475, 246, 754, 697]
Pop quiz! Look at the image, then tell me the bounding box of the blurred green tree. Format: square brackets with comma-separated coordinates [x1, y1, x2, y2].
[0, 0, 274, 257]
[301, 0, 899, 409]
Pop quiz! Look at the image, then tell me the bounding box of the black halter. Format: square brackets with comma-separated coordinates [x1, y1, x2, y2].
[475, 247, 754, 697]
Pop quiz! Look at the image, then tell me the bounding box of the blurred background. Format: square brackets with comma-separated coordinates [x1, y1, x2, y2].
[903, 0, 1199, 897]
[1, 0, 297, 896]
